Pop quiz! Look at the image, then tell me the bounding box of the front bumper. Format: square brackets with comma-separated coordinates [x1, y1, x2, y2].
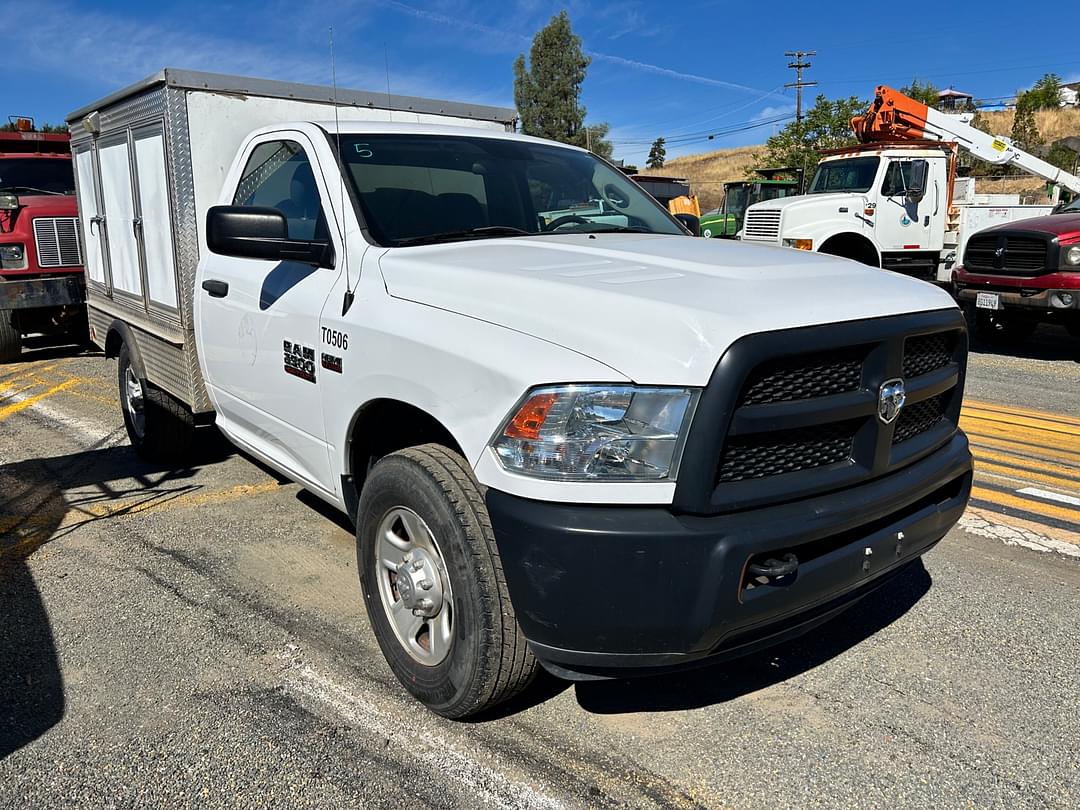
[486, 432, 972, 679]
[0, 274, 86, 311]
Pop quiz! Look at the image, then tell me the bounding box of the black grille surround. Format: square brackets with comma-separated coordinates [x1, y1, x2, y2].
[963, 230, 1058, 276]
[673, 309, 968, 515]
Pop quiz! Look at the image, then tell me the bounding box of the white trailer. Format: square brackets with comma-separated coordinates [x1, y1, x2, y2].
[67, 68, 516, 413]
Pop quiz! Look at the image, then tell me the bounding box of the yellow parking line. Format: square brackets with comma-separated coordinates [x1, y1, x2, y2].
[0, 378, 84, 422]
[961, 412, 1080, 443]
[972, 445, 1080, 475]
[971, 486, 1080, 525]
[960, 421, 1080, 454]
[964, 399, 1080, 428]
[975, 460, 1080, 494]
[966, 433, 1080, 465]
[0, 361, 65, 387]
[962, 408, 1080, 436]
[63, 481, 283, 524]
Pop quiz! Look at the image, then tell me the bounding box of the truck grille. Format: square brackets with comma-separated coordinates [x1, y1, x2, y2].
[673, 311, 968, 514]
[33, 217, 83, 268]
[742, 209, 781, 241]
[964, 233, 1049, 275]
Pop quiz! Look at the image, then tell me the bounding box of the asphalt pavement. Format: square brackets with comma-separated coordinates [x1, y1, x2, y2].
[1, 328, 1078, 809]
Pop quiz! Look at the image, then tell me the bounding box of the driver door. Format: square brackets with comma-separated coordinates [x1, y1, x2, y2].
[877, 158, 936, 251]
[196, 133, 342, 494]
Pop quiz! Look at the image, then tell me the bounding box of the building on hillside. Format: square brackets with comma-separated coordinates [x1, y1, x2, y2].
[937, 87, 974, 111]
[1060, 83, 1079, 108]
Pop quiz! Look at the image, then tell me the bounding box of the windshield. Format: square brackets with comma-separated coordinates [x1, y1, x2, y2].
[0, 157, 75, 194]
[723, 186, 748, 216]
[808, 157, 880, 194]
[757, 184, 798, 203]
[334, 134, 684, 246]
[1056, 196, 1080, 214]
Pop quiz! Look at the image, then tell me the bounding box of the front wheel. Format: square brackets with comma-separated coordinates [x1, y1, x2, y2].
[0, 309, 21, 363]
[118, 342, 195, 461]
[357, 444, 538, 718]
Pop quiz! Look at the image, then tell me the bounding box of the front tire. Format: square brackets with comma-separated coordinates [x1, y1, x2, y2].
[0, 309, 21, 363]
[357, 444, 537, 718]
[118, 341, 195, 461]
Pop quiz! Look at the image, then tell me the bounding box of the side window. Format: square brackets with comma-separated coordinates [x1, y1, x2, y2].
[882, 160, 927, 197]
[233, 140, 328, 241]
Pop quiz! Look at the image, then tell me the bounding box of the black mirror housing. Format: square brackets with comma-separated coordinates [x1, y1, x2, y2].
[674, 212, 700, 236]
[206, 205, 335, 268]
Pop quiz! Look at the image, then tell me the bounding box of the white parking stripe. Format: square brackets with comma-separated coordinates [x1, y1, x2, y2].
[283, 653, 564, 809]
[1016, 487, 1080, 507]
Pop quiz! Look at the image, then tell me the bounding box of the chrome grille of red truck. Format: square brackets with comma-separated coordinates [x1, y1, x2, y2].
[32, 217, 83, 268]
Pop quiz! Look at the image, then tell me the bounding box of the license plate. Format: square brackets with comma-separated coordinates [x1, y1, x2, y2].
[976, 292, 1001, 310]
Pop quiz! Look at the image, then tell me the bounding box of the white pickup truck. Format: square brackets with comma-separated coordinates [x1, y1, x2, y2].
[69, 70, 973, 718]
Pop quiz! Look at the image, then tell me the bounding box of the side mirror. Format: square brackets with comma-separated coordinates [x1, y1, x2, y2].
[206, 205, 334, 268]
[906, 161, 929, 198]
[674, 213, 700, 236]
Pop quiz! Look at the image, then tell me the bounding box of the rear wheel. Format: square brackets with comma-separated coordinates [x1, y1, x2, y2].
[357, 444, 538, 718]
[118, 341, 195, 461]
[0, 309, 21, 363]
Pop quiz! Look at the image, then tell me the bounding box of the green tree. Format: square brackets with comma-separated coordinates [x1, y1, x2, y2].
[1011, 98, 1041, 152]
[900, 79, 940, 107]
[513, 11, 590, 147]
[646, 137, 666, 169]
[1021, 73, 1063, 110]
[0, 121, 65, 133]
[758, 94, 868, 181]
[584, 122, 614, 160]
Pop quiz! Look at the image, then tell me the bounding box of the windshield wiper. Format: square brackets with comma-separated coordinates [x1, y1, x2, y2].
[394, 225, 534, 247]
[0, 185, 65, 196]
[572, 225, 653, 234]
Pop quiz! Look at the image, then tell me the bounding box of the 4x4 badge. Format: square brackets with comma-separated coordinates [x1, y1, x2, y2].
[878, 379, 906, 424]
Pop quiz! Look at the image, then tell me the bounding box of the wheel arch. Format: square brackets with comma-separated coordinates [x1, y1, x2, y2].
[342, 397, 466, 523]
[818, 232, 881, 268]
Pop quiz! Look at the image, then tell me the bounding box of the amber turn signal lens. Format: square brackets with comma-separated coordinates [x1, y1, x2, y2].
[504, 393, 558, 440]
[792, 239, 813, 251]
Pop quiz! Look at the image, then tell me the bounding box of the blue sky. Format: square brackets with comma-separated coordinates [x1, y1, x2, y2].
[7, 0, 1080, 166]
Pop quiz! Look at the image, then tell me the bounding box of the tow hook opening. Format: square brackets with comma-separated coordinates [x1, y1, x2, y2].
[744, 552, 799, 591]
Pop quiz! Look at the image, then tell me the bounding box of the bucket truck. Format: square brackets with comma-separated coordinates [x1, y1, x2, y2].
[741, 86, 1080, 284]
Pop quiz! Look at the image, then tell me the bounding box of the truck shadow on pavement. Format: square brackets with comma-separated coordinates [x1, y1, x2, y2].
[0, 434, 234, 759]
[968, 323, 1080, 362]
[14, 334, 104, 364]
[572, 561, 932, 715]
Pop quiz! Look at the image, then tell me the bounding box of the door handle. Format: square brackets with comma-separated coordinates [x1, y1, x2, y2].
[201, 279, 229, 298]
[132, 216, 143, 239]
[89, 215, 104, 236]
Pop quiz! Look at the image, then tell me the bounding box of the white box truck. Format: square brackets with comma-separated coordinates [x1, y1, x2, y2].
[69, 70, 974, 718]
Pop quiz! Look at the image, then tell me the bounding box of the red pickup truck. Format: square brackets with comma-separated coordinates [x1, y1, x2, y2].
[0, 128, 86, 362]
[954, 200, 1080, 342]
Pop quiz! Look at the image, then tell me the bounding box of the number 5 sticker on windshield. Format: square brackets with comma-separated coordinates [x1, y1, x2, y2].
[354, 144, 373, 158]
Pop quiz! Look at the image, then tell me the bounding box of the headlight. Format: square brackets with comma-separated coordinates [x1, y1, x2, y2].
[491, 385, 699, 481]
[1065, 245, 1080, 266]
[0, 243, 25, 269]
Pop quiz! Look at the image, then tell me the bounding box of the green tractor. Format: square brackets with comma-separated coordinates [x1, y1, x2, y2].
[699, 168, 802, 238]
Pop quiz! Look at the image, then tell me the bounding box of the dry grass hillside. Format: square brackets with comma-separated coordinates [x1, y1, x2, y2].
[641, 145, 763, 211]
[643, 108, 1080, 209]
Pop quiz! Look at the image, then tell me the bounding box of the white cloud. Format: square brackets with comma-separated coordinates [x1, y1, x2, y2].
[753, 103, 797, 120]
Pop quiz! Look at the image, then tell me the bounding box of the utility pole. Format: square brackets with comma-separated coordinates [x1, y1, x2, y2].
[784, 51, 818, 131]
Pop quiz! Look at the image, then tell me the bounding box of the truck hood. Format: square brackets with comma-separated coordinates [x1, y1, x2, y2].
[750, 192, 864, 215]
[378, 233, 956, 386]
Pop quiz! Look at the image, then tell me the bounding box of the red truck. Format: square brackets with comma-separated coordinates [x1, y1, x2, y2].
[0, 125, 86, 362]
[954, 199, 1080, 343]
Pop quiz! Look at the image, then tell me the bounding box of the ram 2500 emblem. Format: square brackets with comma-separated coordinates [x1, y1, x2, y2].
[878, 379, 906, 425]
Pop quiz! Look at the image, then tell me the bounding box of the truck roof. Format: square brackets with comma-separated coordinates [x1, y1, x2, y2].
[66, 68, 517, 128]
[300, 120, 587, 151]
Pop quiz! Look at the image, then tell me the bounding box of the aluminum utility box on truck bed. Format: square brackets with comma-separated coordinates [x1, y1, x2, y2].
[67, 68, 516, 412]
